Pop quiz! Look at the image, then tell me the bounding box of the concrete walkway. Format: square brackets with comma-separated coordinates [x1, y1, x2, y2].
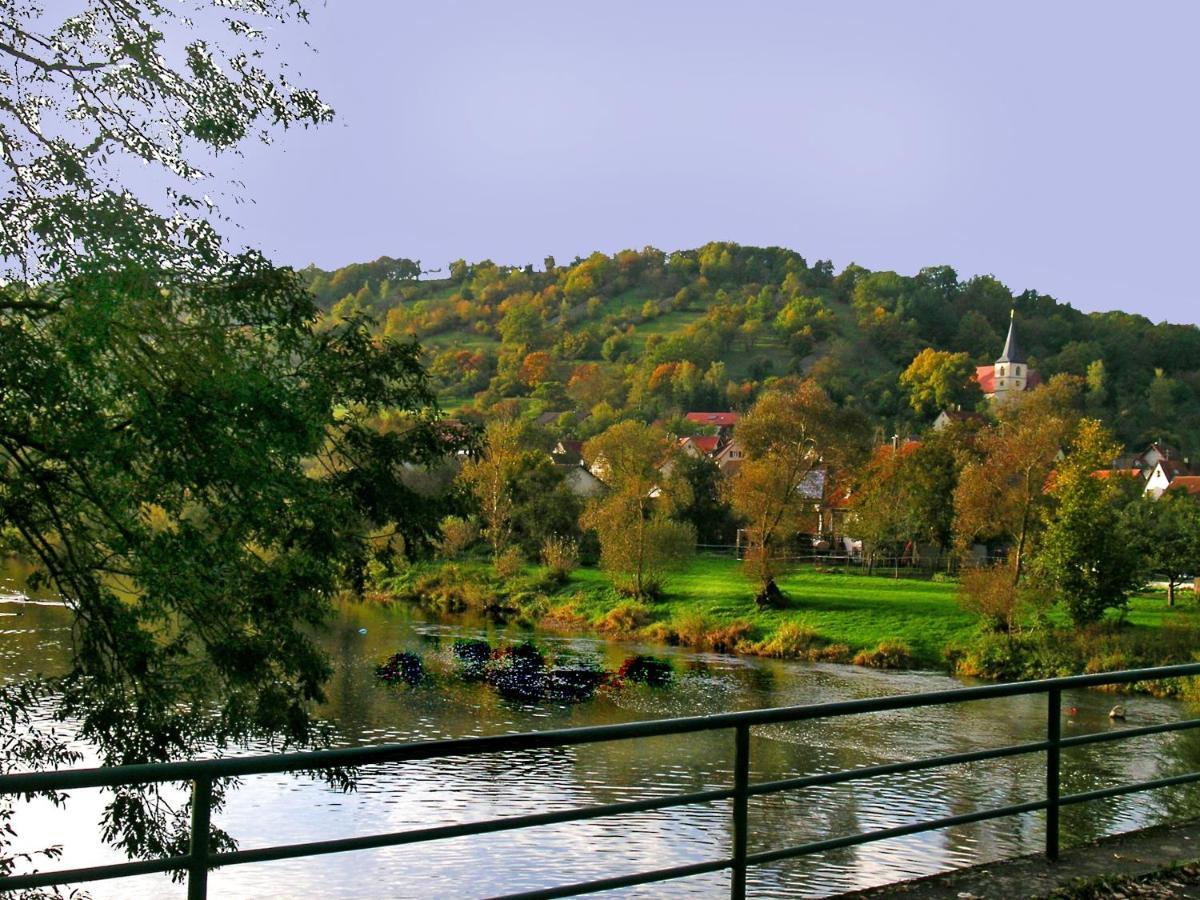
[834, 820, 1200, 899]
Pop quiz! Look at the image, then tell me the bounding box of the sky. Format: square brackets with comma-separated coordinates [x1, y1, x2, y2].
[213, 1, 1200, 325]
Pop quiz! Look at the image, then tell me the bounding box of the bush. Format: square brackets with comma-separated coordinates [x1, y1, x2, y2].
[597, 601, 651, 634]
[494, 546, 525, 581]
[376, 651, 425, 685]
[754, 623, 822, 658]
[853, 640, 914, 669]
[958, 565, 1023, 633]
[541, 535, 579, 583]
[437, 516, 478, 559]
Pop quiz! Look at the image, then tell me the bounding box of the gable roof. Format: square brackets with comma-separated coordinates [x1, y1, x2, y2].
[685, 412, 739, 428]
[679, 434, 722, 455]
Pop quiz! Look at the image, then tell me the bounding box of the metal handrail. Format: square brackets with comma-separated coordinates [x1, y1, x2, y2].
[3, 662, 1200, 899]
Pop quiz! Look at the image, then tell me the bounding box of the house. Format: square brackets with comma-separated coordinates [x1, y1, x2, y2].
[1145, 459, 1193, 499]
[550, 439, 584, 466]
[1133, 441, 1188, 473]
[712, 438, 745, 473]
[536, 410, 589, 429]
[677, 434, 722, 458]
[974, 310, 1042, 403]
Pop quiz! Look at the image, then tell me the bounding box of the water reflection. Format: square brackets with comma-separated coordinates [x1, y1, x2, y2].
[3, 591, 1200, 898]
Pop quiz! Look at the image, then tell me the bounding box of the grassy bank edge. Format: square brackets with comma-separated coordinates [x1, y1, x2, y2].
[369, 555, 1200, 697]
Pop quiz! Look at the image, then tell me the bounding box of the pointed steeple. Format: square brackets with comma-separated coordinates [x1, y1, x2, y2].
[996, 309, 1024, 364]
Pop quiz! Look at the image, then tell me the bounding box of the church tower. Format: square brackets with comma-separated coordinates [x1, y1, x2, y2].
[992, 309, 1026, 402]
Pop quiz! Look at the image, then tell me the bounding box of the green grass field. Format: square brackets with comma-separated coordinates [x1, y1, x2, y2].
[384, 554, 1200, 675]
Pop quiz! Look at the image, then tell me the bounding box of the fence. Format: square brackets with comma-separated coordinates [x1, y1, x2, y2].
[3, 663, 1200, 899]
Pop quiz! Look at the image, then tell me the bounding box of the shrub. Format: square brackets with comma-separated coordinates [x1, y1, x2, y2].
[754, 623, 822, 659]
[597, 601, 652, 634]
[436, 516, 478, 559]
[541, 535, 579, 583]
[706, 621, 754, 654]
[494, 546, 525, 581]
[617, 655, 673, 686]
[376, 651, 425, 685]
[853, 640, 914, 669]
[958, 564, 1022, 633]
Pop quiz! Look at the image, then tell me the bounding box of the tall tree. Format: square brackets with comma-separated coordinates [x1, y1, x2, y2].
[580, 421, 694, 598]
[1124, 491, 1200, 607]
[730, 381, 867, 595]
[1036, 420, 1143, 626]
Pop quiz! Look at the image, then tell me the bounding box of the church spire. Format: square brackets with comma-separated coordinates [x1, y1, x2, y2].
[996, 308, 1024, 364]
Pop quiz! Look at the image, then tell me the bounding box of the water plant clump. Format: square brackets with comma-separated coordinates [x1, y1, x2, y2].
[376, 651, 425, 685]
[451, 638, 492, 681]
[616, 655, 673, 687]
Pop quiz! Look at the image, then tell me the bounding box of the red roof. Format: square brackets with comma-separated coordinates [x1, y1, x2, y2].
[974, 365, 1042, 395]
[681, 434, 721, 454]
[685, 412, 739, 428]
[1166, 476, 1200, 496]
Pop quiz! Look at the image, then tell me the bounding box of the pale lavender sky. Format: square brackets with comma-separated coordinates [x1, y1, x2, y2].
[216, 1, 1199, 324]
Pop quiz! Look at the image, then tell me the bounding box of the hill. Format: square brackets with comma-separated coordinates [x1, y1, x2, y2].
[300, 244, 1200, 453]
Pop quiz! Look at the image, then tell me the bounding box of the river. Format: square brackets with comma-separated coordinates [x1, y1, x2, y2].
[3, 579, 1200, 898]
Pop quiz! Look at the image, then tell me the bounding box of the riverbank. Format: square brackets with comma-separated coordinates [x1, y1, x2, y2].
[372, 555, 1200, 690]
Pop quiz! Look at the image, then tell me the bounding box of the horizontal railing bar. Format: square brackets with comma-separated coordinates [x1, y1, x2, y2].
[1060, 718, 1200, 749]
[746, 798, 1049, 867]
[748, 739, 1051, 798]
[1060, 771, 1200, 807]
[490, 856, 734, 900]
[0, 853, 191, 892]
[5, 663, 1199, 794]
[211, 786, 737, 868]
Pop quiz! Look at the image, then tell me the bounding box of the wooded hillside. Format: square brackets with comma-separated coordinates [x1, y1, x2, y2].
[302, 244, 1200, 453]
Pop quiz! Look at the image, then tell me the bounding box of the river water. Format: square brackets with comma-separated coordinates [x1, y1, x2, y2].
[3, 581, 1200, 898]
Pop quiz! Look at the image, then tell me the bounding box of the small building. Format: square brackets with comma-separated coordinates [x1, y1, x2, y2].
[1145, 459, 1193, 499]
[712, 438, 745, 473]
[1165, 475, 1200, 498]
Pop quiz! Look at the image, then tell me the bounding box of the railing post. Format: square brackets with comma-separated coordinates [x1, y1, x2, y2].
[731, 724, 750, 900]
[1046, 687, 1061, 861]
[188, 777, 213, 900]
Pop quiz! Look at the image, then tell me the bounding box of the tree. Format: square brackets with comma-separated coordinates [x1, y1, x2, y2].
[900, 348, 981, 418]
[673, 454, 738, 546]
[579, 422, 694, 598]
[1036, 420, 1143, 626]
[954, 379, 1082, 585]
[729, 382, 867, 595]
[1124, 491, 1200, 606]
[1, 0, 473, 873]
[459, 421, 523, 560]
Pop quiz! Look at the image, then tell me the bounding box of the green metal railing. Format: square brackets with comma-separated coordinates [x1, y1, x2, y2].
[4, 663, 1200, 898]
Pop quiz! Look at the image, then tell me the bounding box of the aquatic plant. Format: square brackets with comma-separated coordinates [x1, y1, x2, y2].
[376, 651, 425, 685]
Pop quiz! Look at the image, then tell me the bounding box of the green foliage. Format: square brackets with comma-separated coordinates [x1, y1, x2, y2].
[1035, 421, 1144, 626]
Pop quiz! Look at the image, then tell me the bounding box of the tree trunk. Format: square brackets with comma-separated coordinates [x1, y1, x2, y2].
[1168, 579, 1176, 607]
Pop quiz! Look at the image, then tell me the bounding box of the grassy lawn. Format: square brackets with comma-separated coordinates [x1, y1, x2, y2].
[557, 555, 974, 667]
[381, 555, 1200, 678]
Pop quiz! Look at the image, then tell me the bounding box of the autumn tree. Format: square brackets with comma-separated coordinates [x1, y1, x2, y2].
[730, 381, 867, 597]
[459, 421, 523, 561]
[900, 348, 982, 418]
[954, 378, 1084, 585]
[580, 421, 694, 598]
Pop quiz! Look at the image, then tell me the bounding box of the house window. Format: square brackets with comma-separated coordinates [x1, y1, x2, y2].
[1015, 365, 1022, 376]
[998, 379, 1005, 388]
